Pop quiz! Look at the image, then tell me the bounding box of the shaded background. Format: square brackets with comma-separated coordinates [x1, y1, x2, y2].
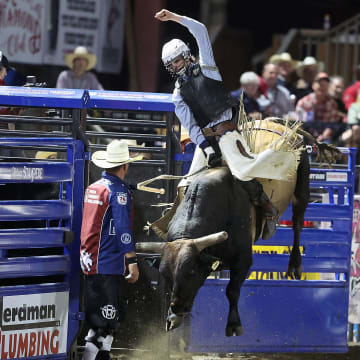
[5, 0, 360, 93]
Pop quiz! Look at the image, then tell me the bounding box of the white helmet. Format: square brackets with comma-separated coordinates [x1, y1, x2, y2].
[161, 39, 190, 75]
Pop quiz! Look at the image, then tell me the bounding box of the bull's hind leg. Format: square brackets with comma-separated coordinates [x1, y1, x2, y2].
[288, 151, 310, 279]
[226, 243, 252, 336]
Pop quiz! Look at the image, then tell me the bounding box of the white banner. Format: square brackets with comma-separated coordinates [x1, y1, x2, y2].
[44, 0, 101, 67]
[96, 0, 125, 73]
[0, 291, 69, 358]
[44, 0, 125, 74]
[0, 0, 47, 64]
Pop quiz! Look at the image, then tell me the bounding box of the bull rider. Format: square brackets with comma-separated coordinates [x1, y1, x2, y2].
[156, 9, 299, 239]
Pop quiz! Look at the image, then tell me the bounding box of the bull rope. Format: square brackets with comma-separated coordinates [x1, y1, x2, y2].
[137, 165, 207, 195]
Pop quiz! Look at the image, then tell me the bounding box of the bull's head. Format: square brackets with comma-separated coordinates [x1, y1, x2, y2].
[136, 231, 228, 331]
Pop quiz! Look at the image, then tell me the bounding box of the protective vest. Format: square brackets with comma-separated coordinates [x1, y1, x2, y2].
[176, 64, 237, 128]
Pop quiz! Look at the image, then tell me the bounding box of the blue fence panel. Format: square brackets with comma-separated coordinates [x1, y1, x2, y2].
[185, 148, 356, 353]
[88, 90, 174, 111]
[0, 86, 89, 108]
[0, 138, 85, 359]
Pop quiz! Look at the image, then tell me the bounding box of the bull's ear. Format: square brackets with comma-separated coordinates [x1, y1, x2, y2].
[199, 253, 222, 271]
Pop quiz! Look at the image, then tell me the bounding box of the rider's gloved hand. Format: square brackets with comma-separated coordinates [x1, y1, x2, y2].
[206, 151, 222, 168]
[200, 141, 222, 168]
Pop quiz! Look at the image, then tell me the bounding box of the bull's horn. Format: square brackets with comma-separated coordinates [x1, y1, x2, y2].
[135, 242, 165, 254]
[192, 231, 228, 252]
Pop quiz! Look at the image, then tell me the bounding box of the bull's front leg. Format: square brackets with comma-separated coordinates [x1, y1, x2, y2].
[225, 255, 252, 336]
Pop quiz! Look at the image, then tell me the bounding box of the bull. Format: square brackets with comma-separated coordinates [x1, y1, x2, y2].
[135, 119, 341, 336]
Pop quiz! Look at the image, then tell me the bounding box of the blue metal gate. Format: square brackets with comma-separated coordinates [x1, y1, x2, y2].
[0, 86, 88, 359]
[0, 137, 85, 359]
[183, 147, 356, 353]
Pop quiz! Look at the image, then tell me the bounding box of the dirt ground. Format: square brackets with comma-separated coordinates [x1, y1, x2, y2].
[106, 344, 360, 360]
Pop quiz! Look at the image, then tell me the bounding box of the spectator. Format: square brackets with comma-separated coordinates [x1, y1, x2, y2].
[329, 75, 346, 121]
[80, 140, 141, 360]
[268, 52, 298, 95]
[231, 71, 261, 116]
[0, 51, 24, 152]
[56, 46, 103, 90]
[347, 91, 360, 126]
[295, 72, 339, 142]
[343, 70, 360, 110]
[0, 51, 13, 86]
[257, 63, 294, 117]
[295, 56, 324, 101]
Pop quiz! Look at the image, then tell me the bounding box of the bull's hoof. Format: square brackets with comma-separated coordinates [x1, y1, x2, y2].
[287, 264, 302, 280]
[226, 325, 243, 337]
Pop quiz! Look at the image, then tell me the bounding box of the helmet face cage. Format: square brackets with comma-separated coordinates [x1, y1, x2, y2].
[164, 52, 191, 76]
[162, 40, 191, 77]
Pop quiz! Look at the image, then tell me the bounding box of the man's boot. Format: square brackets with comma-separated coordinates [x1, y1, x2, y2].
[241, 179, 279, 240]
[257, 192, 279, 240]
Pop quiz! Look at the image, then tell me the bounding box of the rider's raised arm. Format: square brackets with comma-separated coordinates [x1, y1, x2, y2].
[155, 9, 217, 70]
[180, 16, 217, 69]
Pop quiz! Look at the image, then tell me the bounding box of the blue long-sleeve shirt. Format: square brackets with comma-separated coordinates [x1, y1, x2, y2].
[80, 172, 135, 275]
[172, 16, 232, 145]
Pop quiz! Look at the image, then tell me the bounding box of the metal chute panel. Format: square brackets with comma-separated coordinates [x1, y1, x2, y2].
[0, 86, 88, 360]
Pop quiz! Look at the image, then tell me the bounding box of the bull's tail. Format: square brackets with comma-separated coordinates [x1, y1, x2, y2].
[264, 117, 342, 167]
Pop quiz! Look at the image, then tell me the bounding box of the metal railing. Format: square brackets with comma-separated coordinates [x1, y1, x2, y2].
[252, 13, 360, 86]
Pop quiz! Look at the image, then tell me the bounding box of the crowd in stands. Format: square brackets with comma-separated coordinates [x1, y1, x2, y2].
[3, 45, 360, 162]
[230, 52, 360, 163]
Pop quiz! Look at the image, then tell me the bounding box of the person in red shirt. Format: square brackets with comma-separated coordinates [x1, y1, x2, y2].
[343, 80, 360, 110]
[296, 72, 339, 142]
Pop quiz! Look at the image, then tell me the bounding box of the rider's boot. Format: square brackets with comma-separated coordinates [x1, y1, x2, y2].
[241, 179, 279, 240]
[256, 191, 279, 240]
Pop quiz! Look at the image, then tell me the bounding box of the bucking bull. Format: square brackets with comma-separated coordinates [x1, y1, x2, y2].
[136, 118, 341, 336]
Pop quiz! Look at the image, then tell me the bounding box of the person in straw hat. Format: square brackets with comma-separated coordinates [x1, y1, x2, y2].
[80, 140, 142, 360]
[269, 52, 298, 95]
[56, 46, 103, 90]
[295, 56, 324, 101]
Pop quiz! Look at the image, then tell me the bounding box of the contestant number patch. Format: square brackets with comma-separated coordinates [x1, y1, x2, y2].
[121, 233, 132, 244]
[117, 192, 127, 205]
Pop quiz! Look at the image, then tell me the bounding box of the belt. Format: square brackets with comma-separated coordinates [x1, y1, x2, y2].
[202, 120, 236, 137]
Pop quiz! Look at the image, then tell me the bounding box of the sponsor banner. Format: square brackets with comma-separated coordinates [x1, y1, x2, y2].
[249, 246, 320, 280]
[349, 197, 360, 324]
[0, 0, 47, 64]
[0, 165, 44, 182]
[44, 0, 101, 66]
[96, 0, 125, 73]
[0, 291, 68, 358]
[326, 171, 348, 182]
[44, 0, 125, 73]
[309, 173, 326, 181]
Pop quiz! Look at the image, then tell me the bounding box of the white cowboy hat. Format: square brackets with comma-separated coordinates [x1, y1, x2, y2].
[269, 52, 298, 69]
[296, 56, 324, 78]
[122, 139, 145, 148]
[92, 140, 143, 169]
[180, 126, 190, 143]
[65, 46, 97, 71]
